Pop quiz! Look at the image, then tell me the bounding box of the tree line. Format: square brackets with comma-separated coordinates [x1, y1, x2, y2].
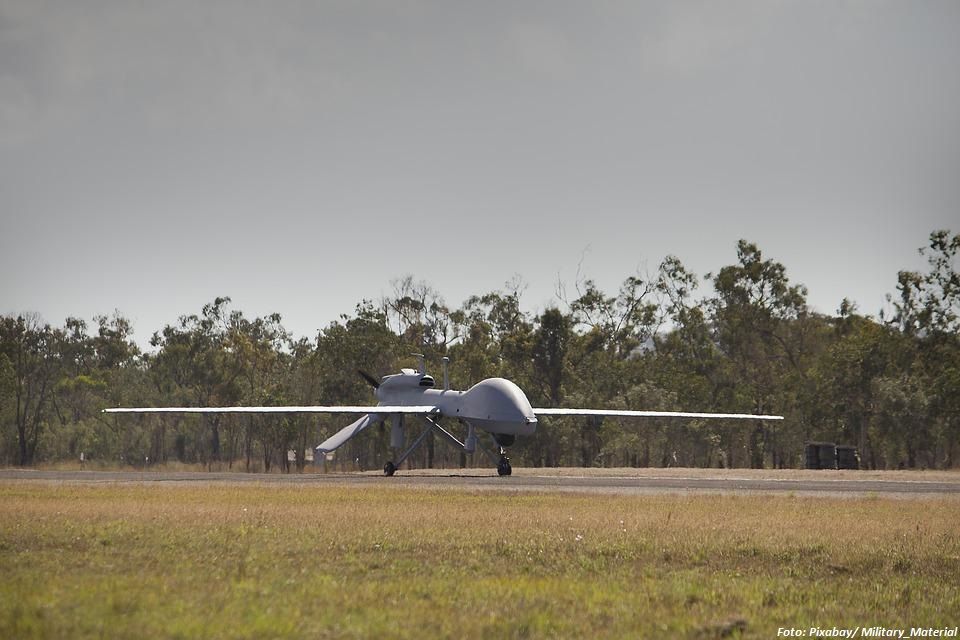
[2, 230, 957, 471]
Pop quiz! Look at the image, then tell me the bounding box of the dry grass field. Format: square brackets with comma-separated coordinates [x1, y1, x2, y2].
[2, 481, 958, 639]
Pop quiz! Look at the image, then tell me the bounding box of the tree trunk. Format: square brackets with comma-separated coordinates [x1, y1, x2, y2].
[208, 415, 221, 462]
[750, 424, 765, 469]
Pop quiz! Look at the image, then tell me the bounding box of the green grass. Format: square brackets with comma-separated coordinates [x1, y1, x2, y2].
[1, 482, 958, 639]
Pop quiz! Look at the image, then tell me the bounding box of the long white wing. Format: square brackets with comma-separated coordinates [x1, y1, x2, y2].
[102, 406, 438, 414]
[533, 408, 783, 420]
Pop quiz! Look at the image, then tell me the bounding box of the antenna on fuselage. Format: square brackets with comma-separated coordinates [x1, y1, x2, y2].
[442, 357, 450, 390]
[412, 353, 426, 375]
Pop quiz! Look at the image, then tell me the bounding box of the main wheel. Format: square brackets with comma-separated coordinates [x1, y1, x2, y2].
[497, 457, 512, 476]
[384, 461, 397, 476]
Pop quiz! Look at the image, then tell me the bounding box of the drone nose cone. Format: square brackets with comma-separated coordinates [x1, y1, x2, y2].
[460, 378, 536, 435]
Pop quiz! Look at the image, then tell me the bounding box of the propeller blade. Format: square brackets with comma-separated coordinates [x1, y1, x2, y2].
[358, 369, 380, 389]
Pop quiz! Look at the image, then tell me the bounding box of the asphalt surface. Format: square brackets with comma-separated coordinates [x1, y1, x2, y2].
[2, 468, 959, 496]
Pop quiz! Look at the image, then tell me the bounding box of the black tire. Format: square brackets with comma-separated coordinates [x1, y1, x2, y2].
[497, 458, 512, 476]
[384, 461, 397, 477]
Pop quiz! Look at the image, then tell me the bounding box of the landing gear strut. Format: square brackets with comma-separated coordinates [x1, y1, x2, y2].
[384, 416, 515, 477]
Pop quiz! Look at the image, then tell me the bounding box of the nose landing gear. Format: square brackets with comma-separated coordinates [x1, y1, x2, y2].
[497, 455, 512, 476]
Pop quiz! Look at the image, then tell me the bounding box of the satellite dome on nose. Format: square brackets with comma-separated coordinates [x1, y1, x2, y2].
[459, 378, 537, 436]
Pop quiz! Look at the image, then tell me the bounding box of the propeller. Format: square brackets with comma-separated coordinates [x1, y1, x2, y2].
[357, 369, 380, 389]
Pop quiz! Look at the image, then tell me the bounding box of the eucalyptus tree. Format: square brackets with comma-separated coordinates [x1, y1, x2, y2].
[282, 336, 321, 471]
[50, 313, 144, 463]
[149, 297, 242, 463]
[707, 241, 810, 468]
[523, 308, 573, 466]
[48, 317, 105, 462]
[887, 229, 959, 466]
[382, 276, 456, 357]
[652, 257, 722, 409]
[890, 230, 960, 336]
[0, 314, 62, 465]
[810, 313, 903, 468]
[222, 309, 290, 471]
[451, 284, 535, 385]
[0, 351, 14, 463]
[649, 256, 736, 467]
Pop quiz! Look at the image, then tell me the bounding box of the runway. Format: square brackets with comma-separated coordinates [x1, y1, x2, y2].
[2, 467, 959, 496]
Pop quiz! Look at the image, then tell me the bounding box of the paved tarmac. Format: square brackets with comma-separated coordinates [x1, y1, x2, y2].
[2, 468, 959, 497]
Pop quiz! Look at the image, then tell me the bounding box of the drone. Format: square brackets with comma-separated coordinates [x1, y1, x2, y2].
[105, 354, 782, 476]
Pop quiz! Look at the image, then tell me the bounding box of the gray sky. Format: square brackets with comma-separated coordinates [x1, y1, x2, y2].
[2, 1, 958, 348]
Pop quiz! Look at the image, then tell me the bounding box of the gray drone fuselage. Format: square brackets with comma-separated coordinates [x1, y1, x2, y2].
[376, 369, 537, 437]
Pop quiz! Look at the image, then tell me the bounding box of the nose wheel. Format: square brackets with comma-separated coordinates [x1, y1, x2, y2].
[497, 456, 512, 476]
[384, 461, 397, 476]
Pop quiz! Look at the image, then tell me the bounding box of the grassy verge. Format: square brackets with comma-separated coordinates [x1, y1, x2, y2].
[2, 483, 958, 639]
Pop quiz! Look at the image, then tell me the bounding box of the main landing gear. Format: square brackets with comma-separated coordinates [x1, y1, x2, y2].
[381, 416, 514, 477]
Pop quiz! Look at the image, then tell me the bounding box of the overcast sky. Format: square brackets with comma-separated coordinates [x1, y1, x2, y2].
[2, 1, 958, 348]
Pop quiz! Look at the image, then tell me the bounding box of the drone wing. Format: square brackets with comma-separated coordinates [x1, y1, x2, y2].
[102, 406, 437, 414]
[533, 408, 783, 420]
[102, 405, 440, 456]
